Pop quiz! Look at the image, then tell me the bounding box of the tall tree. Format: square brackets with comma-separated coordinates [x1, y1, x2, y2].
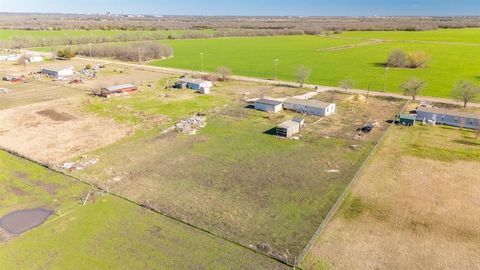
[296, 65, 311, 88]
[400, 77, 426, 101]
[216, 66, 232, 81]
[339, 79, 355, 93]
[451, 80, 480, 108]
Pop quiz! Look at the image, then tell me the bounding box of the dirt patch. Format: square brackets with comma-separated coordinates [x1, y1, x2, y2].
[8, 186, 27, 196]
[0, 99, 132, 164]
[0, 208, 53, 234]
[302, 126, 480, 270]
[37, 109, 76, 121]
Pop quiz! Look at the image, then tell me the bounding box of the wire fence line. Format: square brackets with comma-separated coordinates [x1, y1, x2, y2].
[295, 101, 409, 266]
[0, 146, 292, 268]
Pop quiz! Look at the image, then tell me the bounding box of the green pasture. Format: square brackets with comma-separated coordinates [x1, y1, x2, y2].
[150, 33, 480, 98]
[0, 150, 288, 269]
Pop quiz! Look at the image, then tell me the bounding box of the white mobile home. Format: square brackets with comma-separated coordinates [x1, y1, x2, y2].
[174, 78, 213, 94]
[416, 107, 480, 129]
[283, 98, 336, 116]
[28, 56, 44, 63]
[254, 98, 283, 113]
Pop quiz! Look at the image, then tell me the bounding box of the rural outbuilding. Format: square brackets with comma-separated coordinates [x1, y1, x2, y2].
[100, 84, 137, 98]
[398, 114, 416, 126]
[276, 120, 301, 138]
[41, 66, 74, 79]
[416, 107, 480, 129]
[174, 78, 213, 94]
[283, 98, 336, 116]
[254, 98, 283, 113]
[28, 56, 44, 63]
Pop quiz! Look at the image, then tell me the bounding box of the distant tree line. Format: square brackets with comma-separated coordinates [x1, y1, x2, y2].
[75, 41, 173, 62]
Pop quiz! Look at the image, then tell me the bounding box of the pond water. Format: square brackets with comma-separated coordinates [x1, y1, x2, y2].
[0, 208, 53, 234]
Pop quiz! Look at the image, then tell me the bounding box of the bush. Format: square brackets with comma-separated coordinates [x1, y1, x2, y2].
[387, 49, 429, 69]
[56, 47, 76, 60]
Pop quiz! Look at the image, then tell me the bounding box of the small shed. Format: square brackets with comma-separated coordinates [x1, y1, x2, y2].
[399, 114, 416, 126]
[292, 117, 305, 127]
[254, 98, 283, 113]
[100, 84, 137, 98]
[276, 120, 301, 138]
[283, 98, 336, 116]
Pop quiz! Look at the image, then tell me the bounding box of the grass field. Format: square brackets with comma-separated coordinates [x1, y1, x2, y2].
[301, 117, 480, 269]
[0, 150, 289, 270]
[56, 80, 405, 264]
[148, 30, 480, 98]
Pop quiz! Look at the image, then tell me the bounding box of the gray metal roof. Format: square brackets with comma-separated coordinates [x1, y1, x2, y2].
[256, 98, 283, 106]
[278, 120, 299, 129]
[105, 84, 136, 92]
[417, 107, 480, 120]
[284, 98, 333, 109]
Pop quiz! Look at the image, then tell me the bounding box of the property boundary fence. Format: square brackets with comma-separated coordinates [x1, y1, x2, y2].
[295, 101, 409, 267]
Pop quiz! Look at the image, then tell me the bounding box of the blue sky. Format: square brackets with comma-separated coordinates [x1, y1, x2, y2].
[0, 0, 479, 16]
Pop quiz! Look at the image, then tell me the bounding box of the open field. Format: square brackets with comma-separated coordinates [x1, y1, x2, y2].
[301, 114, 480, 269]
[36, 80, 403, 263]
[0, 150, 288, 270]
[148, 30, 480, 98]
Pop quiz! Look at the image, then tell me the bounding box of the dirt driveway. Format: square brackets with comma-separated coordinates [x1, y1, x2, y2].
[0, 98, 131, 164]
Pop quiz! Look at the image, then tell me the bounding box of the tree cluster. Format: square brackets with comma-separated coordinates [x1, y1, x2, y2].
[387, 49, 429, 69]
[76, 41, 173, 62]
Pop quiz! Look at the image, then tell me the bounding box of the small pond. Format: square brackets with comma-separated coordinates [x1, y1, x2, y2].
[0, 208, 53, 234]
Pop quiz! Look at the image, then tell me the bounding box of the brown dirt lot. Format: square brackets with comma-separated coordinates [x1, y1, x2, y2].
[0, 99, 131, 164]
[301, 124, 480, 270]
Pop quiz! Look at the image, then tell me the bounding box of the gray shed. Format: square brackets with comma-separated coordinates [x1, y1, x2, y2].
[276, 120, 301, 138]
[416, 107, 480, 129]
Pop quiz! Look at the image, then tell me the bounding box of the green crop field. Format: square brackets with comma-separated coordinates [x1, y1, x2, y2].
[0, 150, 288, 270]
[149, 30, 480, 98]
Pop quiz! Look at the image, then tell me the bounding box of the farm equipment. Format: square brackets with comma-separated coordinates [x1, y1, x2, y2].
[69, 78, 83, 84]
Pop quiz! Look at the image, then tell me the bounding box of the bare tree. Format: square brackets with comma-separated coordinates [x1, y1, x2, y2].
[296, 65, 311, 88]
[17, 54, 29, 70]
[216, 66, 232, 81]
[451, 80, 480, 108]
[400, 77, 426, 101]
[339, 79, 355, 93]
[387, 49, 408, 68]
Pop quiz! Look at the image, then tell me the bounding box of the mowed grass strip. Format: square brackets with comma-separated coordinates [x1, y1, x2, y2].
[0, 150, 289, 270]
[150, 32, 480, 98]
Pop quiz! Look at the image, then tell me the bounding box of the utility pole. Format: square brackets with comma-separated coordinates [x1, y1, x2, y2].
[200, 52, 204, 72]
[366, 82, 371, 103]
[274, 58, 279, 80]
[138, 47, 142, 64]
[383, 67, 389, 92]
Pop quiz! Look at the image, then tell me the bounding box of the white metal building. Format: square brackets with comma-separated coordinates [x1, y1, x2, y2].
[254, 98, 283, 113]
[283, 98, 336, 116]
[41, 66, 74, 78]
[276, 120, 301, 138]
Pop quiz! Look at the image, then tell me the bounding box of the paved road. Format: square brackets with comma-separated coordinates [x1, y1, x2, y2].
[28, 50, 480, 108]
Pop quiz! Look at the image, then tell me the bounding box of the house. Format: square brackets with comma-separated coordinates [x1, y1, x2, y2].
[416, 107, 480, 129]
[254, 98, 283, 113]
[398, 114, 416, 126]
[283, 98, 336, 116]
[100, 84, 137, 98]
[174, 78, 213, 94]
[41, 66, 74, 78]
[28, 56, 44, 63]
[276, 120, 301, 138]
